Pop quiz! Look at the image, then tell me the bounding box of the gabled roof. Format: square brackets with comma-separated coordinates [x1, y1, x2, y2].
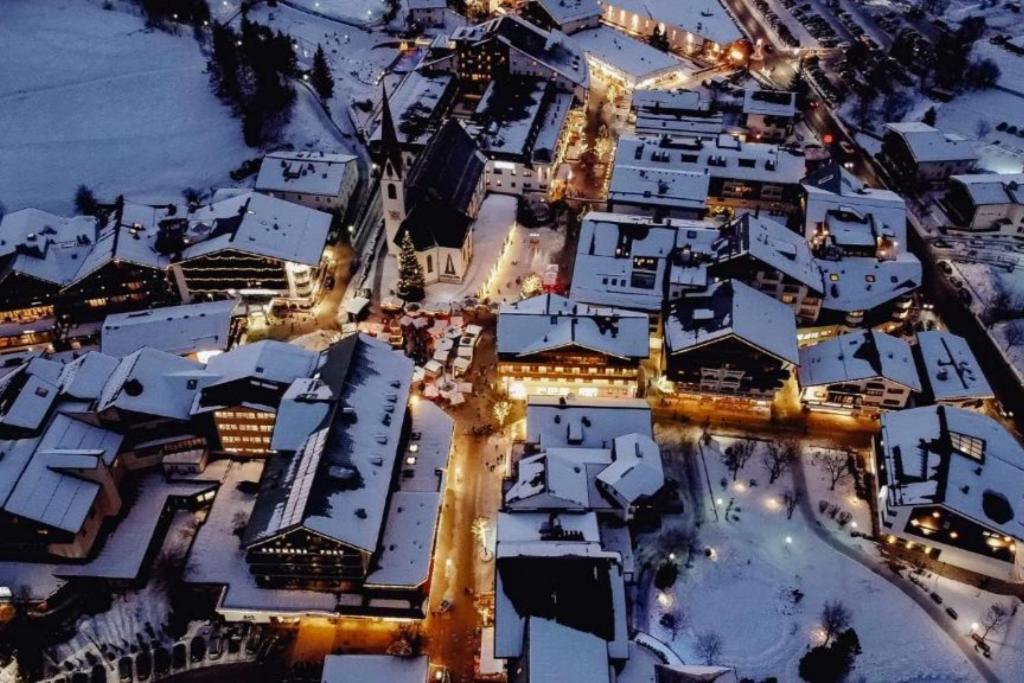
[818, 253, 921, 313]
[406, 119, 485, 217]
[180, 192, 332, 267]
[498, 294, 649, 360]
[255, 151, 357, 197]
[949, 173, 1024, 207]
[884, 121, 979, 163]
[526, 617, 612, 683]
[598, 433, 664, 506]
[244, 336, 413, 554]
[0, 413, 123, 534]
[665, 279, 799, 365]
[797, 330, 921, 391]
[101, 298, 241, 358]
[99, 348, 212, 420]
[0, 209, 98, 287]
[726, 214, 822, 292]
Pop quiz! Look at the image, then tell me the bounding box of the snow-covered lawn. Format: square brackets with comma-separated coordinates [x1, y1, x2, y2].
[0, 0, 251, 213]
[935, 89, 1024, 174]
[992, 319, 1024, 385]
[643, 433, 977, 681]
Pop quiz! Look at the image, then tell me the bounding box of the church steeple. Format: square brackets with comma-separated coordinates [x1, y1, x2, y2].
[380, 84, 404, 180]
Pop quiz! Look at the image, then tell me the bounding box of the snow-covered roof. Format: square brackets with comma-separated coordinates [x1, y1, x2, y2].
[255, 151, 357, 198]
[244, 336, 413, 554]
[527, 617, 613, 683]
[533, 91, 574, 164]
[631, 89, 723, 138]
[571, 26, 691, 83]
[915, 331, 994, 403]
[186, 460, 338, 613]
[498, 293, 649, 360]
[597, 433, 664, 506]
[609, 165, 710, 213]
[818, 253, 921, 313]
[409, 0, 446, 8]
[0, 413, 122, 534]
[370, 71, 453, 148]
[454, 15, 589, 89]
[742, 88, 797, 118]
[57, 472, 215, 580]
[570, 212, 719, 311]
[0, 209, 99, 286]
[506, 448, 614, 511]
[180, 192, 331, 267]
[949, 173, 1024, 207]
[797, 330, 921, 391]
[616, 134, 806, 189]
[472, 78, 549, 159]
[880, 406, 1024, 540]
[494, 532, 629, 661]
[204, 339, 320, 390]
[99, 347, 212, 420]
[601, 0, 744, 45]
[321, 655, 429, 683]
[803, 166, 907, 250]
[270, 378, 334, 452]
[728, 214, 822, 291]
[535, 0, 601, 24]
[526, 396, 652, 449]
[366, 400, 452, 588]
[101, 299, 241, 358]
[884, 121, 979, 164]
[665, 279, 799, 365]
[58, 351, 120, 401]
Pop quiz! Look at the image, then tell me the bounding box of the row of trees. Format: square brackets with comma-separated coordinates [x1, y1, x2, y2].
[209, 19, 298, 145]
[132, 0, 210, 30]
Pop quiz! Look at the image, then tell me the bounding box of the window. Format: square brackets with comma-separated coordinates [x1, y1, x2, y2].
[387, 183, 397, 200]
[950, 431, 985, 461]
[426, 255, 434, 274]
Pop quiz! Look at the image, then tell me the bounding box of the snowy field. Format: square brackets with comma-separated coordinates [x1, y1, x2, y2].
[0, 0, 250, 213]
[274, 0, 391, 25]
[643, 432, 980, 681]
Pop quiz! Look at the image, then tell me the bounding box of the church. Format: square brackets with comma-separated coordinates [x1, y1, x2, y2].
[380, 90, 487, 284]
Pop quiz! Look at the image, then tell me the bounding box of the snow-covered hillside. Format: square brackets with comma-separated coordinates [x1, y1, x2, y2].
[0, 0, 251, 213]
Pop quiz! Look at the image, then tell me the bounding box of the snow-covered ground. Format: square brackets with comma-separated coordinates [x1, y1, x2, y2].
[935, 89, 1024, 174]
[643, 433, 980, 681]
[279, 0, 392, 25]
[0, 0, 251, 213]
[380, 194, 565, 311]
[992, 319, 1024, 384]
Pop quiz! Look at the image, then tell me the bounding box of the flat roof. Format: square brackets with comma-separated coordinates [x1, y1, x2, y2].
[572, 26, 691, 83]
[604, 0, 744, 45]
[916, 331, 994, 402]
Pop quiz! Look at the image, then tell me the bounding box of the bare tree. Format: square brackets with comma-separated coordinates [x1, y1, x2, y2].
[722, 439, 757, 481]
[979, 603, 1010, 641]
[763, 440, 797, 484]
[816, 450, 852, 491]
[694, 630, 723, 665]
[1004, 323, 1024, 352]
[784, 490, 801, 520]
[822, 600, 852, 646]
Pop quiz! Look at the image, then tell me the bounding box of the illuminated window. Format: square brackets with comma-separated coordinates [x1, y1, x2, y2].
[950, 432, 985, 461]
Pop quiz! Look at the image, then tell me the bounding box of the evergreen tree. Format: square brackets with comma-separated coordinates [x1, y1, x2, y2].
[74, 185, 99, 216]
[649, 25, 669, 51]
[311, 44, 335, 102]
[922, 106, 937, 127]
[397, 232, 425, 302]
[210, 24, 242, 102]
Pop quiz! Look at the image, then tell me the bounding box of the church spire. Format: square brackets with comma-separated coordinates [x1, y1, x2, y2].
[380, 84, 403, 180]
